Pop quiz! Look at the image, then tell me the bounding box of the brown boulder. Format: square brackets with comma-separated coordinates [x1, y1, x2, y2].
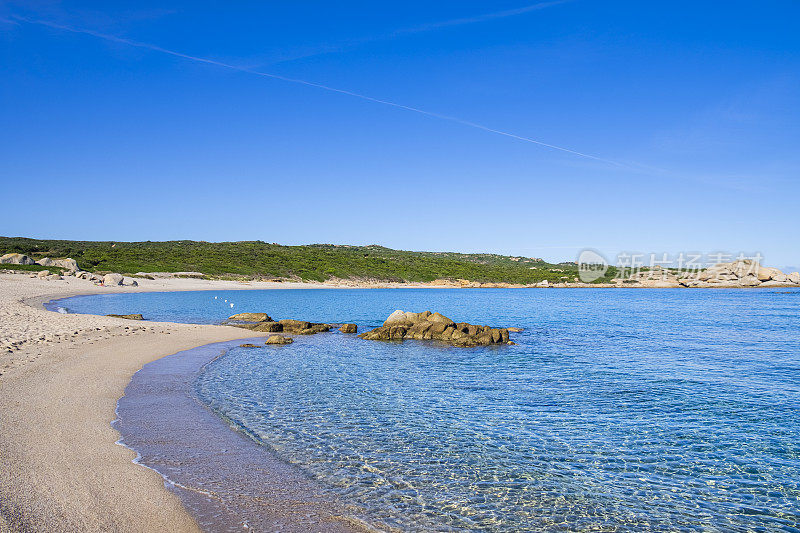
[427, 312, 455, 326]
[265, 335, 294, 345]
[277, 320, 331, 334]
[359, 310, 515, 347]
[279, 319, 311, 331]
[234, 321, 283, 332]
[106, 314, 145, 320]
[229, 312, 273, 322]
[339, 323, 358, 333]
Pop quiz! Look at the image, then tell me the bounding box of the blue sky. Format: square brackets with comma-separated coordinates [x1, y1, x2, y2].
[1, 1, 798, 267]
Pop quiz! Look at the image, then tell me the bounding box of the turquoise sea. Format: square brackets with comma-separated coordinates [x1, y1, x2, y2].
[52, 288, 800, 531]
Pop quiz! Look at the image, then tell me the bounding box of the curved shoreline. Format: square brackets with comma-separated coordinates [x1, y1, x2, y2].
[5, 273, 799, 531]
[0, 274, 312, 531]
[115, 339, 366, 532]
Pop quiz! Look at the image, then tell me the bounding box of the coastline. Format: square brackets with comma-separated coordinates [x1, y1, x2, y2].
[2, 272, 799, 531]
[0, 274, 294, 531]
[115, 339, 366, 532]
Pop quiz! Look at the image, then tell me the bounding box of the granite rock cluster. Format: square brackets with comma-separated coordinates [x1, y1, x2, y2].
[619, 260, 800, 288]
[227, 313, 331, 335]
[359, 310, 513, 347]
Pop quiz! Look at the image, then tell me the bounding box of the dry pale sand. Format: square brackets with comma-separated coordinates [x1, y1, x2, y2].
[0, 273, 363, 532]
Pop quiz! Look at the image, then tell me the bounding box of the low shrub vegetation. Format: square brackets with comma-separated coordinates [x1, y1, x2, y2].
[0, 237, 592, 284]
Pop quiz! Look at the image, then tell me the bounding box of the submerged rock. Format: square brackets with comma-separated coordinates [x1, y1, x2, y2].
[265, 334, 294, 345]
[339, 323, 358, 334]
[239, 343, 261, 348]
[106, 314, 145, 320]
[359, 310, 512, 347]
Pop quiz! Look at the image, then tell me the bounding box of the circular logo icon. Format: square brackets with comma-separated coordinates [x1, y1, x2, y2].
[577, 249, 609, 282]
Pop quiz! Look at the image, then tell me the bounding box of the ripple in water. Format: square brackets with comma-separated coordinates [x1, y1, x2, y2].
[184, 289, 800, 531]
[58, 288, 800, 529]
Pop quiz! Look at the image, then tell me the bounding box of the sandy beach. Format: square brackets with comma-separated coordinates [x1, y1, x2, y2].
[0, 273, 356, 532]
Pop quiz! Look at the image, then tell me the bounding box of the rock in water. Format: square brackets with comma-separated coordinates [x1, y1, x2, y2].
[229, 316, 330, 334]
[339, 323, 358, 333]
[106, 314, 145, 320]
[239, 343, 261, 348]
[360, 310, 513, 347]
[265, 335, 294, 345]
[103, 273, 124, 286]
[229, 312, 273, 322]
[279, 319, 311, 330]
[247, 321, 283, 332]
[280, 319, 331, 335]
[226, 313, 283, 332]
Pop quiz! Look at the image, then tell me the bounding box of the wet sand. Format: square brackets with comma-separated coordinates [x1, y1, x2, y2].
[116, 339, 366, 532]
[0, 273, 361, 531]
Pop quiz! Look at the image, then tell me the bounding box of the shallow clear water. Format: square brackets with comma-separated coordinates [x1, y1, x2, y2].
[61, 288, 800, 531]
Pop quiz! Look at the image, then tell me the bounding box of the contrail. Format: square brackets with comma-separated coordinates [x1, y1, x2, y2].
[392, 0, 571, 36]
[6, 14, 622, 166]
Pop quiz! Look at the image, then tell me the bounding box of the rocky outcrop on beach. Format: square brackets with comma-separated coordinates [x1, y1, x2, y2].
[103, 273, 124, 286]
[75, 271, 102, 282]
[227, 313, 331, 335]
[359, 310, 513, 347]
[35, 257, 80, 271]
[616, 260, 800, 288]
[95, 273, 137, 287]
[0, 253, 36, 265]
[31, 270, 63, 281]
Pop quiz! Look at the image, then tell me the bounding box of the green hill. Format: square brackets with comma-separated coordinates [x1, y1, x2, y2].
[0, 237, 613, 284]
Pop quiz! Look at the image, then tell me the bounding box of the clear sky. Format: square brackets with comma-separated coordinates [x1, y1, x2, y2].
[1, 1, 798, 268]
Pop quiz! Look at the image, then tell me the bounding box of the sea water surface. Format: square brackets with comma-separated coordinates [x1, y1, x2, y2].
[56, 288, 800, 531]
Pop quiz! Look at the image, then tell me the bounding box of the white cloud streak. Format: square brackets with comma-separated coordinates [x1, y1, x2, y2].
[391, 0, 571, 36]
